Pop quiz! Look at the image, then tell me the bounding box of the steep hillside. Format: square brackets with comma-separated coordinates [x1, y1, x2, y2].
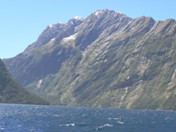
[4, 9, 176, 110]
[0, 59, 48, 104]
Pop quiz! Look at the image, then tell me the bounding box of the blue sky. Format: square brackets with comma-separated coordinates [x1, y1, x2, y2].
[0, 0, 176, 58]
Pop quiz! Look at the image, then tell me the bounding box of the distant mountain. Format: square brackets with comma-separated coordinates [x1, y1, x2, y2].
[0, 59, 48, 104]
[4, 9, 176, 110]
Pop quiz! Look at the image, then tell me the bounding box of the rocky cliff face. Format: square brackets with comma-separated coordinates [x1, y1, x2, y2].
[0, 59, 48, 104]
[4, 9, 176, 110]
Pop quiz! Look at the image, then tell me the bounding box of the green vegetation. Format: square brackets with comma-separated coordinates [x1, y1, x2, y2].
[0, 59, 49, 105]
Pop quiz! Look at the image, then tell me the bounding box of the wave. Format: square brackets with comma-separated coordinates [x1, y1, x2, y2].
[108, 117, 125, 124]
[108, 117, 121, 120]
[96, 124, 113, 131]
[59, 123, 75, 127]
[117, 121, 124, 124]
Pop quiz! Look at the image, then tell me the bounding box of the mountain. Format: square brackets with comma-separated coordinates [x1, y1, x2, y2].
[0, 59, 49, 104]
[4, 9, 176, 110]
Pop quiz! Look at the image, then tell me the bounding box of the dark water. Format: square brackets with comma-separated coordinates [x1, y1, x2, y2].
[0, 104, 176, 132]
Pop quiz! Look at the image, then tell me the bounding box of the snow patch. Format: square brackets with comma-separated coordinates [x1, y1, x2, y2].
[51, 38, 55, 41]
[95, 10, 104, 17]
[121, 88, 128, 101]
[119, 87, 128, 107]
[48, 24, 53, 28]
[128, 20, 132, 24]
[169, 69, 176, 86]
[73, 16, 83, 20]
[62, 33, 78, 43]
[94, 10, 113, 17]
[171, 69, 176, 81]
[127, 76, 130, 80]
[104, 59, 108, 62]
[57, 50, 62, 55]
[58, 22, 63, 24]
[37, 79, 43, 88]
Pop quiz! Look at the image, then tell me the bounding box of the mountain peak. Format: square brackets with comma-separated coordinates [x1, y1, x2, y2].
[73, 16, 84, 21]
[136, 16, 155, 21]
[165, 18, 176, 24]
[67, 16, 84, 26]
[47, 22, 64, 29]
[94, 9, 111, 16]
[93, 9, 126, 18]
[94, 9, 114, 17]
[48, 24, 54, 28]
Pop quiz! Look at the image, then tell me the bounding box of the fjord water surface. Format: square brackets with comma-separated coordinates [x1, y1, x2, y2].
[0, 104, 176, 132]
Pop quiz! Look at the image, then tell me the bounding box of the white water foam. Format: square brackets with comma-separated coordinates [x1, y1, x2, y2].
[59, 123, 75, 127]
[117, 121, 124, 124]
[96, 124, 113, 131]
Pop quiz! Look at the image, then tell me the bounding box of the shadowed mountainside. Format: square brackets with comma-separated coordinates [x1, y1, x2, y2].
[0, 59, 49, 104]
